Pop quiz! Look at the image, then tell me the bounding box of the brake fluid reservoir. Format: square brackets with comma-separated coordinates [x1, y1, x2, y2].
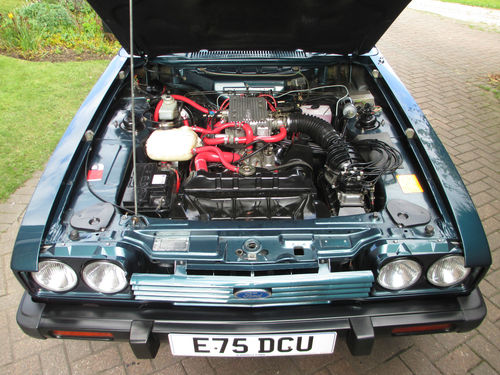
[158, 95, 179, 121]
[146, 127, 202, 161]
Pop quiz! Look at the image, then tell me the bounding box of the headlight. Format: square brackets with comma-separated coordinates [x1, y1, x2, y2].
[32, 260, 78, 292]
[82, 261, 128, 293]
[427, 255, 470, 287]
[377, 259, 422, 290]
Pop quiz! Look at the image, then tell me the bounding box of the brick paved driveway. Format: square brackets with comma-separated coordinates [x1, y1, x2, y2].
[1, 8, 499, 375]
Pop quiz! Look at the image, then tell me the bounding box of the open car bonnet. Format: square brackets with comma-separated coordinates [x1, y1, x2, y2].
[87, 0, 411, 57]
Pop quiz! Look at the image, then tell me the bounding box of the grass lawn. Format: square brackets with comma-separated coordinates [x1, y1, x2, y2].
[0, 55, 109, 201]
[440, 0, 500, 9]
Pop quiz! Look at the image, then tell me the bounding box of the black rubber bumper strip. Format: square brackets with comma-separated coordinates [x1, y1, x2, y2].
[130, 320, 160, 359]
[17, 288, 486, 358]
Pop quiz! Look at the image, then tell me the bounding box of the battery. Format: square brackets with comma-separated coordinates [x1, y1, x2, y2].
[122, 163, 175, 215]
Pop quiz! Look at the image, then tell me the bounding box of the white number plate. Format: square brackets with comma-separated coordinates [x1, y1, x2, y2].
[169, 332, 336, 357]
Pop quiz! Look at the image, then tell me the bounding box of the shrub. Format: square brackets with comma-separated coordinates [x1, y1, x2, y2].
[0, 0, 119, 58]
[16, 1, 74, 34]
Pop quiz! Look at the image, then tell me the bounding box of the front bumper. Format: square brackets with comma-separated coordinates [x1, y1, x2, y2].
[17, 288, 486, 358]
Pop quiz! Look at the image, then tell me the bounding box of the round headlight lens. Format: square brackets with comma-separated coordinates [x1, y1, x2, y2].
[82, 261, 128, 294]
[377, 259, 422, 290]
[32, 260, 78, 292]
[427, 255, 470, 287]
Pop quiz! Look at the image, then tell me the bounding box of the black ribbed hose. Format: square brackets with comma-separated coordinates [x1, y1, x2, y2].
[287, 113, 362, 172]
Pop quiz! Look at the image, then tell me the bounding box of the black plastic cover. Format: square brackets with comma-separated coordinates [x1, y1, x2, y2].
[70, 202, 115, 231]
[86, 0, 411, 57]
[387, 199, 431, 227]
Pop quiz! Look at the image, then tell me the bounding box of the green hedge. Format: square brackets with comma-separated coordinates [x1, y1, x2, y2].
[0, 0, 119, 58]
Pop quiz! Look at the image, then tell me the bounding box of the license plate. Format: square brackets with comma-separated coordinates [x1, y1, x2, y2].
[168, 332, 337, 357]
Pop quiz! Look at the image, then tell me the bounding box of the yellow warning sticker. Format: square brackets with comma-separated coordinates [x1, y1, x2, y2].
[396, 174, 424, 194]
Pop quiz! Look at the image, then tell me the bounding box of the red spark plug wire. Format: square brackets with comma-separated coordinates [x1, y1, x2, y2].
[258, 94, 278, 111]
[219, 98, 230, 110]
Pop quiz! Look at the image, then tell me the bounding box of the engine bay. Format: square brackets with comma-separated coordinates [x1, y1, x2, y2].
[85, 61, 406, 222]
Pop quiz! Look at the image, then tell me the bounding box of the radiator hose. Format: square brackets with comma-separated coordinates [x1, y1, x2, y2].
[287, 114, 362, 174]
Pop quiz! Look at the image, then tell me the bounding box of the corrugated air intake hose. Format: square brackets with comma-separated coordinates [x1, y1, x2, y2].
[287, 114, 362, 174]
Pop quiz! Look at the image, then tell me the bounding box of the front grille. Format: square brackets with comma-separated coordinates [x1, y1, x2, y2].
[130, 270, 374, 307]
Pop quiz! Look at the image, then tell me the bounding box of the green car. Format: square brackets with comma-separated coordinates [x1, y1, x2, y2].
[11, 0, 490, 358]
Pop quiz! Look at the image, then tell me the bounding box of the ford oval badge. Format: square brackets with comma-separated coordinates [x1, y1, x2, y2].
[234, 289, 272, 299]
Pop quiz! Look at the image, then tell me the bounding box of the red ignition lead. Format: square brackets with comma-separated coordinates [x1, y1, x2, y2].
[193, 146, 240, 173]
[219, 98, 230, 110]
[258, 94, 277, 111]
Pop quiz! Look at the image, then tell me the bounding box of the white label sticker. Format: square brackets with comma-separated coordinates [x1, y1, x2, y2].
[151, 174, 167, 185]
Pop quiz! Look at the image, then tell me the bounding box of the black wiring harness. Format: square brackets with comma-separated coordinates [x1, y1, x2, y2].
[349, 139, 403, 188]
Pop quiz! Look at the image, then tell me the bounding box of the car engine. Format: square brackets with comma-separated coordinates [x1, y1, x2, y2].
[115, 64, 402, 221]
